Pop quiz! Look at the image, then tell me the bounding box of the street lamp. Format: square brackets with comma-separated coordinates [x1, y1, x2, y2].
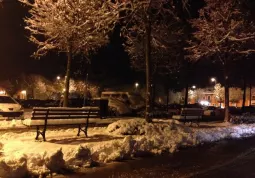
[211, 77, 216, 84]
[135, 82, 139, 88]
[57, 76, 61, 80]
[192, 85, 196, 89]
[134, 82, 139, 92]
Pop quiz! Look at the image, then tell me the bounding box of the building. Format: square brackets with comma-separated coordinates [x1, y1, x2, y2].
[189, 87, 255, 108]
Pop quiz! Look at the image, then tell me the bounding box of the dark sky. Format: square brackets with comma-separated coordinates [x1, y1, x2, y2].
[1, 0, 253, 89]
[0, 0, 67, 80]
[0, 0, 136, 86]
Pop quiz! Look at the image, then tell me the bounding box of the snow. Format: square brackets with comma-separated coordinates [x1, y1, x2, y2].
[1, 118, 255, 176]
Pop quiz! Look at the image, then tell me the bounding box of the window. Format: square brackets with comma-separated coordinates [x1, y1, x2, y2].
[0, 96, 16, 104]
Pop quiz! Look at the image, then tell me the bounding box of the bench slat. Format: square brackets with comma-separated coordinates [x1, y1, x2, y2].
[33, 107, 99, 112]
[32, 112, 99, 116]
[31, 115, 99, 120]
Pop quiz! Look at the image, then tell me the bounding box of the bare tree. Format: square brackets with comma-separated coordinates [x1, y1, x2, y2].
[186, 0, 255, 121]
[120, 0, 186, 122]
[20, 0, 119, 106]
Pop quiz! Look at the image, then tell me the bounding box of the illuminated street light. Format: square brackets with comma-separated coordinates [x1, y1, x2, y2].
[211, 77, 216, 82]
[21, 90, 27, 100]
[135, 82, 139, 88]
[57, 76, 61, 80]
[211, 77, 217, 86]
[192, 85, 196, 89]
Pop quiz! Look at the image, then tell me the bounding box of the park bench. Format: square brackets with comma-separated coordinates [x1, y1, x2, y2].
[172, 108, 203, 126]
[22, 107, 100, 141]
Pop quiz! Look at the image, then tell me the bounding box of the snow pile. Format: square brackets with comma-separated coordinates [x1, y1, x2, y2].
[45, 149, 66, 173]
[107, 119, 147, 135]
[107, 119, 196, 154]
[230, 113, 255, 124]
[0, 158, 29, 178]
[0, 119, 26, 129]
[196, 124, 255, 142]
[66, 146, 94, 168]
[2, 119, 255, 176]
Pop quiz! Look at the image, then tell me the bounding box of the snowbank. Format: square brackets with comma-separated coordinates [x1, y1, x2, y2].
[1, 119, 255, 176]
[230, 113, 255, 124]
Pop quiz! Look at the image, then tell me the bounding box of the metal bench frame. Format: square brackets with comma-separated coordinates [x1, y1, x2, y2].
[31, 107, 100, 141]
[179, 108, 203, 126]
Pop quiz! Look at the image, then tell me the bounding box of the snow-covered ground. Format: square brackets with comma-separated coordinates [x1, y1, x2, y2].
[1, 118, 255, 177]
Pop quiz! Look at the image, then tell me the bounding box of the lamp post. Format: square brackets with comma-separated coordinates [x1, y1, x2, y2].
[135, 82, 139, 92]
[211, 77, 216, 85]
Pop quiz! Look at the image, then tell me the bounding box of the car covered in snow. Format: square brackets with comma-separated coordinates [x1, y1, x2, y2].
[0, 95, 24, 117]
[101, 91, 145, 116]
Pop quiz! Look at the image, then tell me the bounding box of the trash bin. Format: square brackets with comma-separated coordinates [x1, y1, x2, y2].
[91, 98, 109, 118]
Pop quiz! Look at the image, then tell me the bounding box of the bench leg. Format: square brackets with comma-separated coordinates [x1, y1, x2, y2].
[42, 131, 46, 141]
[77, 125, 88, 137]
[77, 125, 81, 136]
[35, 126, 40, 140]
[35, 126, 47, 141]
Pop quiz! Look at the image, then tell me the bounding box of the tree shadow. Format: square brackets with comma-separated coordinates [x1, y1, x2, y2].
[48, 134, 123, 145]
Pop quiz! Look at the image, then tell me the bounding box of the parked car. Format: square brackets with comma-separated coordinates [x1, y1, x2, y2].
[203, 106, 217, 116]
[101, 91, 145, 116]
[0, 95, 24, 117]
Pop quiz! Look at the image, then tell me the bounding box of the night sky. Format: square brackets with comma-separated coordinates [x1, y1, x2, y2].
[0, 0, 135, 86]
[0, 0, 254, 89]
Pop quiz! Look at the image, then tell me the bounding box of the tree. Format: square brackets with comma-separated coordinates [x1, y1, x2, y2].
[186, 0, 255, 121]
[214, 84, 224, 107]
[120, 0, 186, 122]
[229, 87, 242, 106]
[20, 0, 119, 106]
[190, 88, 204, 103]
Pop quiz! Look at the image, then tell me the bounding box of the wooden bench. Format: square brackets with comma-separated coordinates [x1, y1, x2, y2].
[23, 107, 100, 141]
[172, 108, 203, 126]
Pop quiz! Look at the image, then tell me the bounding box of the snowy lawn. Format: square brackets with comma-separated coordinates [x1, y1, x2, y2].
[1, 118, 255, 177]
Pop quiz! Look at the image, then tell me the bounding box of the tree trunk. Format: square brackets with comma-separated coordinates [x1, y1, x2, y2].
[224, 70, 230, 122]
[151, 82, 155, 109]
[83, 73, 89, 106]
[242, 77, 246, 111]
[145, 16, 152, 123]
[63, 47, 72, 107]
[166, 86, 169, 110]
[184, 83, 189, 106]
[250, 84, 252, 106]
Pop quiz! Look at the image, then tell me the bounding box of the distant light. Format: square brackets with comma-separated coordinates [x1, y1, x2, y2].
[0, 90, 6, 95]
[211, 78, 216, 82]
[63, 88, 66, 92]
[135, 82, 139, 88]
[192, 85, 196, 89]
[200, 100, 210, 106]
[57, 76, 61, 80]
[21, 90, 26, 94]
